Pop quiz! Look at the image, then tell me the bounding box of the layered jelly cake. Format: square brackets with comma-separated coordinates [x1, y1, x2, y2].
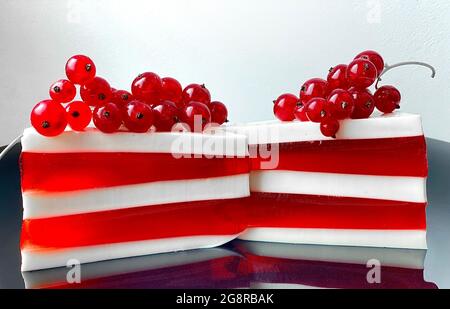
[22, 248, 249, 289]
[227, 113, 428, 249]
[20, 127, 249, 271]
[234, 241, 436, 289]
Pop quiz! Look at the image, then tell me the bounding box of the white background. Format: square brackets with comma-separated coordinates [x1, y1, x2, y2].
[0, 0, 449, 145]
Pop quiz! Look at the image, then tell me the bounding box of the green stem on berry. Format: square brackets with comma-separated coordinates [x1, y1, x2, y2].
[375, 61, 436, 89]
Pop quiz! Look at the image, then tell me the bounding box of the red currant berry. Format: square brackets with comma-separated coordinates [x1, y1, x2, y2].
[320, 118, 340, 138]
[161, 77, 183, 106]
[65, 55, 96, 85]
[180, 101, 211, 132]
[346, 58, 378, 88]
[93, 102, 122, 133]
[355, 50, 384, 77]
[182, 84, 211, 106]
[131, 72, 162, 106]
[374, 85, 401, 114]
[327, 65, 349, 91]
[111, 89, 133, 109]
[152, 101, 179, 132]
[294, 102, 309, 122]
[30, 100, 67, 137]
[209, 101, 228, 125]
[273, 94, 298, 121]
[305, 97, 332, 123]
[299, 78, 328, 105]
[80, 76, 112, 107]
[49, 79, 76, 103]
[348, 87, 375, 119]
[326, 89, 355, 120]
[123, 100, 154, 133]
[65, 101, 92, 131]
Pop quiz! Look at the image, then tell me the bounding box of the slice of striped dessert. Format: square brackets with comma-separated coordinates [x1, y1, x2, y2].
[226, 113, 428, 249]
[20, 127, 250, 271]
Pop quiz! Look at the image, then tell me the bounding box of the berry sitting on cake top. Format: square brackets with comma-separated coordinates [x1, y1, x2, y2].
[30, 55, 229, 136]
[273, 50, 436, 138]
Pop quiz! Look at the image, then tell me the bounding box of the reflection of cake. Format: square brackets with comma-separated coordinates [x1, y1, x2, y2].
[20, 128, 249, 271]
[234, 241, 437, 289]
[227, 113, 428, 249]
[22, 248, 249, 289]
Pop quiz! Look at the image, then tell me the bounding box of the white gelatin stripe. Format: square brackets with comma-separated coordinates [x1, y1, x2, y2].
[227, 113, 424, 144]
[250, 170, 427, 203]
[21, 234, 240, 272]
[239, 241, 426, 269]
[23, 174, 250, 219]
[21, 127, 248, 157]
[23, 248, 239, 289]
[239, 228, 427, 249]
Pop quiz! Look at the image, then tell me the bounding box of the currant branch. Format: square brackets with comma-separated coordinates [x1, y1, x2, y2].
[375, 61, 436, 89]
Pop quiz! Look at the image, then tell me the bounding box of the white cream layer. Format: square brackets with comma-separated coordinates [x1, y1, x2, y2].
[22, 127, 248, 157]
[250, 170, 427, 203]
[226, 112, 424, 144]
[21, 234, 240, 272]
[23, 248, 239, 288]
[23, 174, 249, 219]
[238, 241, 426, 269]
[239, 228, 427, 249]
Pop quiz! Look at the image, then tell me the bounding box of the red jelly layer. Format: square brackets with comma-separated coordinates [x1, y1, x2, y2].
[21, 198, 248, 250]
[243, 254, 437, 289]
[21, 152, 249, 192]
[250, 136, 427, 177]
[246, 193, 426, 230]
[37, 255, 249, 289]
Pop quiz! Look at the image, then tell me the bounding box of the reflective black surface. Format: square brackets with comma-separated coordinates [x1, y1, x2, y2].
[1, 139, 449, 289]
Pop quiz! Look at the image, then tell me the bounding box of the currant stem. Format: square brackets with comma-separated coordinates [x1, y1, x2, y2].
[375, 61, 436, 89]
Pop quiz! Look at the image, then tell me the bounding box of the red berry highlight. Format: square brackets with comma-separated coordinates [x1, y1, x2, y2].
[66, 101, 92, 131]
[49, 79, 76, 103]
[326, 89, 355, 120]
[299, 78, 328, 105]
[320, 118, 340, 138]
[30, 100, 67, 137]
[180, 101, 211, 132]
[65, 55, 96, 85]
[348, 87, 375, 119]
[161, 77, 183, 106]
[355, 50, 385, 77]
[273, 93, 298, 122]
[152, 101, 179, 132]
[374, 85, 401, 114]
[327, 65, 349, 91]
[182, 84, 211, 106]
[80, 76, 112, 107]
[347, 58, 378, 89]
[131, 72, 163, 106]
[93, 102, 122, 133]
[210, 101, 228, 125]
[305, 98, 332, 123]
[123, 100, 154, 133]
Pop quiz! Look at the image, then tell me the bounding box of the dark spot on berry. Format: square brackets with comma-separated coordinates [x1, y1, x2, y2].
[320, 110, 327, 118]
[121, 94, 129, 101]
[365, 101, 372, 108]
[174, 116, 179, 123]
[53, 86, 61, 93]
[72, 111, 80, 118]
[98, 93, 106, 100]
[42, 121, 50, 129]
[104, 111, 110, 118]
[85, 63, 92, 72]
[201, 84, 206, 88]
[301, 86, 306, 92]
[395, 104, 401, 109]
[329, 67, 334, 73]
[202, 117, 207, 124]
[225, 119, 229, 123]
[136, 112, 144, 119]
[296, 102, 304, 108]
[341, 102, 348, 109]
[364, 63, 370, 70]
[273, 100, 276, 104]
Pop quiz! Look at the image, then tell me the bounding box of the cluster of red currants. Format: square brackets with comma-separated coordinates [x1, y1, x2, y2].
[30, 55, 229, 137]
[273, 50, 401, 138]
